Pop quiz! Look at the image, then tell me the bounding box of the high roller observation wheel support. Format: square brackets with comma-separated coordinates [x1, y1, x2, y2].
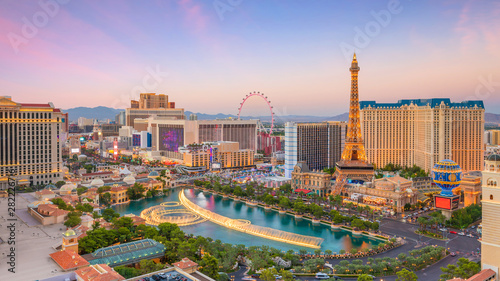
[238, 91, 275, 134]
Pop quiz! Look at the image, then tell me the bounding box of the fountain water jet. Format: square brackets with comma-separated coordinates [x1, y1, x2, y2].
[179, 190, 323, 248]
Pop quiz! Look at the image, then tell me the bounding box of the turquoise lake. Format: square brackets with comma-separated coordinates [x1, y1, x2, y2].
[113, 188, 382, 253]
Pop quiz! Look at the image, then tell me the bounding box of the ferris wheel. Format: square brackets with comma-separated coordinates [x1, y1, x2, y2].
[238, 91, 275, 134]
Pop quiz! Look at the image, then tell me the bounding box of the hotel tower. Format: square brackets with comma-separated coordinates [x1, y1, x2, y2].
[360, 99, 484, 172]
[0, 96, 64, 189]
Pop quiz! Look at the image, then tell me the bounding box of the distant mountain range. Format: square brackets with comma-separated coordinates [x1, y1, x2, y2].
[184, 111, 349, 123]
[64, 106, 500, 124]
[64, 107, 124, 121]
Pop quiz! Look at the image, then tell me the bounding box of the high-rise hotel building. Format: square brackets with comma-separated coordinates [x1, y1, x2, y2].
[0, 96, 64, 189]
[360, 99, 484, 172]
[285, 121, 346, 178]
[126, 93, 184, 130]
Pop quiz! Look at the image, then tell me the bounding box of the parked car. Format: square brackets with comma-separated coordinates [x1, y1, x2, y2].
[251, 274, 261, 278]
[439, 228, 447, 232]
[450, 231, 458, 234]
[471, 225, 476, 229]
[467, 233, 474, 238]
[458, 232, 465, 236]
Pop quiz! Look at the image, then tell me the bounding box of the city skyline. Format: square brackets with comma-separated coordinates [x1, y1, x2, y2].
[1, 0, 500, 116]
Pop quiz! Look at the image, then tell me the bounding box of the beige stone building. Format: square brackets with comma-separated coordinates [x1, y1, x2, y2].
[183, 141, 254, 169]
[126, 93, 184, 130]
[347, 175, 418, 213]
[291, 162, 332, 197]
[491, 130, 500, 146]
[0, 96, 64, 189]
[147, 118, 258, 159]
[360, 99, 484, 173]
[461, 174, 482, 206]
[481, 154, 500, 279]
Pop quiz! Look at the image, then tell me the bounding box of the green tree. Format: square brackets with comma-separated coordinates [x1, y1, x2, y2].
[75, 203, 93, 213]
[309, 203, 324, 219]
[233, 186, 244, 197]
[102, 208, 120, 222]
[114, 266, 141, 279]
[158, 222, 185, 240]
[439, 258, 480, 281]
[77, 186, 88, 196]
[280, 269, 294, 281]
[279, 196, 292, 209]
[199, 254, 220, 280]
[55, 181, 66, 188]
[261, 268, 279, 281]
[51, 198, 70, 210]
[127, 183, 146, 200]
[114, 217, 134, 229]
[396, 268, 418, 281]
[245, 185, 255, 197]
[293, 200, 307, 214]
[357, 274, 374, 281]
[139, 259, 164, 274]
[64, 212, 82, 227]
[99, 192, 111, 207]
[351, 218, 366, 230]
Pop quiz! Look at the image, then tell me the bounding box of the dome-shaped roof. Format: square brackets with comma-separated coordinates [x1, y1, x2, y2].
[90, 178, 104, 187]
[124, 175, 136, 185]
[149, 170, 159, 177]
[28, 201, 53, 208]
[45, 184, 57, 190]
[81, 215, 93, 222]
[487, 154, 500, 162]
[119, 167, 132, 175]
[60, 183, 77, 192]
[63, 229, 76, 237]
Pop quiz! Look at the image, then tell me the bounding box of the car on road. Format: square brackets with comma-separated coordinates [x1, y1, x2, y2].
[450, 230, 458, 234]
[467, 233, 474, 238]
[315, 273, 330, 279]
[471, 225, 476, 229]
[450, 252, 457, 257]
[458, 232, 465, 236]
[439, 228, 447, 232]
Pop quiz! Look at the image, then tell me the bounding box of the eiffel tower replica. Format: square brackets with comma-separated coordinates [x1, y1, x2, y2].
[332, 54, 374, 195]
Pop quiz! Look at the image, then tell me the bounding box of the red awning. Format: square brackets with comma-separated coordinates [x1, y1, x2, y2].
[294, 189, 312, 194]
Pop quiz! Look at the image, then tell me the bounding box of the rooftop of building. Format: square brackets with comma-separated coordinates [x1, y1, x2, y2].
[50, 249, 90, 271]
[172, 258, 198, 270]
[487, 154, 500, 162]
[38, 204, 70, 217]
[36, 189, 56, 195]
[82, 239, 166, 267]
[82, 171, 114, 176]
[360, 98, 484, 109]
[466, 269, 496, 281]
[74, 264, 125, 281]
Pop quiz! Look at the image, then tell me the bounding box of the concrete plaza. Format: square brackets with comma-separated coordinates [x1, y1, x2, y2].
[0, 194, 69, 281]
